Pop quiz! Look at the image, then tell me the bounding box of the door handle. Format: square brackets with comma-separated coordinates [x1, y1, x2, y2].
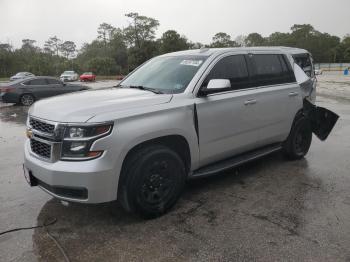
[244, 99, 257, 105]
[289, 92, 299, 97]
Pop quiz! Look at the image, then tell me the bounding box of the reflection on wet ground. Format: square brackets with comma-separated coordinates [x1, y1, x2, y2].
[0, 103, 28, 125]
[1, 94, 350, 261]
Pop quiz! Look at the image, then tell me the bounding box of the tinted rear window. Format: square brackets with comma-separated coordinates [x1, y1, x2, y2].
[47, 79, 61, 84]
[27, 79, 47, 85]
[251, 54, 295, 86]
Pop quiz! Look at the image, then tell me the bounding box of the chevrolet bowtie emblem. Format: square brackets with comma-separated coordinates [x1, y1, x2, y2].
[26, 128, 33, 139]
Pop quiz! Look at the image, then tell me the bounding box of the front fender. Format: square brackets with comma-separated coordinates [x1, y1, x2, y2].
[114, 105, 200, 172]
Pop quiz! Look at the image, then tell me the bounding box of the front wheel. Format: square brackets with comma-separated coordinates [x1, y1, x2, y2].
[283, 115, 312, 160]
[118, 145, 186, 218]
[20, 94, 35, 106]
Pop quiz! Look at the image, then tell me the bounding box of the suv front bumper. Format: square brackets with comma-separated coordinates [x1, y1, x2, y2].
[24, 140, 119, 203]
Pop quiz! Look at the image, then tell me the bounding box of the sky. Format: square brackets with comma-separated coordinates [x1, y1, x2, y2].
[1, 0, 349, 49]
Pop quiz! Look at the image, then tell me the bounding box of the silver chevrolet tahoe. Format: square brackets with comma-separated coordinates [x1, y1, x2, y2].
[24, 47, 338, 218]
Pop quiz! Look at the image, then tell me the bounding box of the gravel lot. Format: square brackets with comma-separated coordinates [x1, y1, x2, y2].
[0, 73, 350, 261]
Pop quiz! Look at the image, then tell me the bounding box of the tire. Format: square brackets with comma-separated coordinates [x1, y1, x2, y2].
[20, 94, 35, 106]
[283, 115, 312, 160]
[118, 145, 186, 218]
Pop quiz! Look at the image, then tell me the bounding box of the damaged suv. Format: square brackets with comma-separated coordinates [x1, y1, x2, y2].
[23, 47, 338, 218]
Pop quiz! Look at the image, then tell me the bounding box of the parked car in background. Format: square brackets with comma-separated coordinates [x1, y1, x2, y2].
[315, 69, 323, 75]
[60, 71, 79, 82]
[80, 72, 96, 82]
[116, 75, 124, 80]
[0, 76, 89, 106]
[10, 72, 35, 81]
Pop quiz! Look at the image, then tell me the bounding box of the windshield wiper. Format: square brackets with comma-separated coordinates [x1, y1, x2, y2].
[113, 84, 164, 94]
[127, 85, 164, 94]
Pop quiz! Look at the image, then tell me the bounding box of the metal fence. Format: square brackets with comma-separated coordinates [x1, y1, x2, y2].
[314, 63, 350, 71]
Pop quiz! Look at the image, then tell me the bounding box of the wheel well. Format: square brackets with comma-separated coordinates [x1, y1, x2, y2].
[20, 93, 35, 99]
[20, 93, 36, 102]
[122, 135, 191, 174]
[294, 108, 304, 121]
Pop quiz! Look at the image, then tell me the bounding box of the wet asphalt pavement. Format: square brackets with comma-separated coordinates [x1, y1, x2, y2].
[1, 79, 350, 261]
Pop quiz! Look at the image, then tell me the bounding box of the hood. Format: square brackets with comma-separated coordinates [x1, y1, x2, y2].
[28, 88, 173, 123]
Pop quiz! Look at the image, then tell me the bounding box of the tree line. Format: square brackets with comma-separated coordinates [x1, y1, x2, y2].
[1, 13, 350, 77]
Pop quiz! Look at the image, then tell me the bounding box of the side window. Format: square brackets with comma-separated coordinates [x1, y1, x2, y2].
[251, 54, 295, 86]
[203, 55, 250, 90]
[293, 54, 314, 77]
[27, 79, 47, 85]
[279, 55, 296, 83]
[47, 79, 61, 85]
[252, 54, 284, 86]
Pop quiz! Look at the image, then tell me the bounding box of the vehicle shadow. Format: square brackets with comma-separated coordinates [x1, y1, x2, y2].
[31, 152, 318, 261]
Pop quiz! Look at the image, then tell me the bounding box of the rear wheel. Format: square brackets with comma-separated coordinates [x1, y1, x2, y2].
[283, 115, 312, 160]
[118, 145, 186, 218]
[20, 94, 35, 106]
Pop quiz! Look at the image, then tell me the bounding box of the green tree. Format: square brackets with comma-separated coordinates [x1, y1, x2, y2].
[210, 32, 238, 48]
[124, 12, 160, 48]
[109, 30, 128, 71]
[267, 32, 293, 46]
[188, 42, 204, 49]
[124, 12, 160, 69]
[289, 24, 340, 62]
[341, 35, 350, 61]
[159, 30, 189, 53]
[59, 41, 76, 59]
[97, 23, 116, 45]
[44, 36, 62, 56]
[245, 33, 266, 46]
[87, 57, 118, 75]
[21, 39, 37, 51]
[0, 43, 14, 76]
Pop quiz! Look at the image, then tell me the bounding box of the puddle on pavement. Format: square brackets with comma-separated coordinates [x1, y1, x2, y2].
[1, 97, 350, 261]
[0, 103, 28, 126]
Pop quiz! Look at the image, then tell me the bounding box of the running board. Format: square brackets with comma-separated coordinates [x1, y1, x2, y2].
[191, 143, 282, 178]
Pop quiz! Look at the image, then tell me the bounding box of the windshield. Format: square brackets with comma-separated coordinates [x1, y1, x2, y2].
[83, 72, 92, 75]
[120, 55, 208, 94]
[63, 71, 74, 75]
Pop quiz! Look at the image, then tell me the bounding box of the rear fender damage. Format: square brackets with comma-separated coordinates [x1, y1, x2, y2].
[303, 99, 339, 141]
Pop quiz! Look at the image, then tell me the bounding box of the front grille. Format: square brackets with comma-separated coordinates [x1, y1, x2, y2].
[30, 139, 51, 159]
[29, 118, 55, 134]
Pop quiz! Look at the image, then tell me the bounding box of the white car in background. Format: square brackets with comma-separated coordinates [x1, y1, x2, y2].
[315, 69, 323, 75]
[60, 71, 79, 82]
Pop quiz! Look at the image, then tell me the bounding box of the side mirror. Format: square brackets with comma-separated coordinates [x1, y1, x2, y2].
[62, 82, 66, 86]
[200, 79, 231, 96]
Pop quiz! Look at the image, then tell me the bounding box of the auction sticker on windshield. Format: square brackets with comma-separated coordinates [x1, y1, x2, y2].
[180, 60, 203, 67]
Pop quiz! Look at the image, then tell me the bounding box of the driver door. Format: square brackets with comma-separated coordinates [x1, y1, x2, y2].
[195, 54, 261, 166]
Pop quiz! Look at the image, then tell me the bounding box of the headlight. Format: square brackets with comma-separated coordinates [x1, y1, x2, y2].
[68, 127, 86, 138]
[64, 125, 112, 139]
[61, 124, 112, 160]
